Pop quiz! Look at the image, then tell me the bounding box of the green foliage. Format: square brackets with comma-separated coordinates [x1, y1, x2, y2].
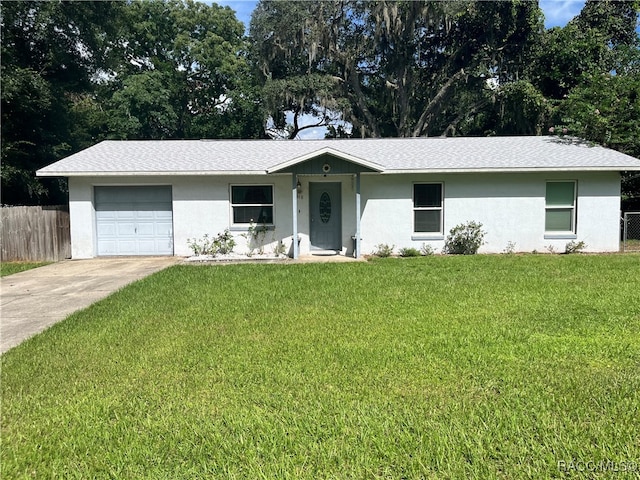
[373, 243, 394, 258]
[1, 0, 263, 206]
[0, 1, 120, 204]
[187, 230, 236, 256]
[250, 0, 544, 138]
[94, 0, 262, 141]
[495, 81, 551, 135]
[564, 240, 587, 254]
[2, 0, 639, 209]
[399, 247, 421, 257]
[105, 71, 180, 140]
[503, 241, 517, 255]
[2, 256, 639, 477]
[443, 221, 486, 255]
[420, 243, 436, 256]
[558, 74, 640, 158]
[272, 240, 288, 256]
[244, 221, 270, 255]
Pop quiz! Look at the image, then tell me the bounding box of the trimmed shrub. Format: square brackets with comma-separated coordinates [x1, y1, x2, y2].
[565, 240, 586, 254]
[373, 243, 394, 257]
[443, 221, 486, 255]
[420, 243, 436, 256]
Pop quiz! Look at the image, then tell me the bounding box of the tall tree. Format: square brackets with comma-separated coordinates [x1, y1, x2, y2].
[250, 0, 543, 138]
[90, 0, 264, 141]
[540, 0, 640, 208]
[1, 0, 120, 205]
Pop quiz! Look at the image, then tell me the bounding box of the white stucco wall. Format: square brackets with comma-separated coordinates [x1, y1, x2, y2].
[67, 171, 621, 258]
[68, 177, 97, 259]
[359, 172, 621, 254]
[68, 175, 295, 258]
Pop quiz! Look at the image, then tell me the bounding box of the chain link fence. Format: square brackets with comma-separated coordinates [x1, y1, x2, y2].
[623, 212, 640, 252]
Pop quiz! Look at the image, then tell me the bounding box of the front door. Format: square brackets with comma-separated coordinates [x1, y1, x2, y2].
[310, 182, 342, 250]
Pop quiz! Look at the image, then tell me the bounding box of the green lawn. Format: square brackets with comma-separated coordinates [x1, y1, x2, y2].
[623, 238, 640, 251]
[2, 255, 639, 479]
[0, 261, 51, 277]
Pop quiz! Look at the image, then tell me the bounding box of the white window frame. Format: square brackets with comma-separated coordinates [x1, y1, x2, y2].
[544, 180, 577, 236]
[230, 184, 275, 227]
[412, 182, 444, 236]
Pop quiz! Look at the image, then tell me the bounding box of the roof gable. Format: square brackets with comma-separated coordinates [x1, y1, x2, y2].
[267, 147, 385, 174]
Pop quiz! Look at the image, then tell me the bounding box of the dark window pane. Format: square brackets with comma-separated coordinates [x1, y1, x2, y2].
[232, 186, 273, 204]
[233, 206, 273, 224]
[414, 184, 442, 207]
[545, 208, 573, 231]
[546, 182, 574, 206]
[415, 210, 441, 233]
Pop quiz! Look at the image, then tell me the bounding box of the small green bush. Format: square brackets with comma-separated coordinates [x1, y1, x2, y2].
[420, 243, 435, 256]
[373, 243, 394, 258]
[187, 229, 236, 256]
[443, 221, 486, 255]
[565, 240, 586, 254]
[399, 247, 421, 257]
[215, 229, 236, 255]
[502, 241, 516, 255]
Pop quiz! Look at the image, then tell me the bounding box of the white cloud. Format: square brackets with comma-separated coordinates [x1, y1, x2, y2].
[539, 0, 585, 28]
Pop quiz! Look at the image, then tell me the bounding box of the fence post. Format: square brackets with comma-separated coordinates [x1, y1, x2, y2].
[623, 212, 640, 252]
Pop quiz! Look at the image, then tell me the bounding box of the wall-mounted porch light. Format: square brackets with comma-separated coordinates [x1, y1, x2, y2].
[296, 178, 302, 195]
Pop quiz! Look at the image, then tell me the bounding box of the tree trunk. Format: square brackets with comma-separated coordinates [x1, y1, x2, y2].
[412, 68, 466, 137]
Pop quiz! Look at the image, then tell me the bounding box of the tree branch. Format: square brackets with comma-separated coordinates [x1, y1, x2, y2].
[442, 97, 491, 137]
[412, 68, 466, 137]
[347, 66, 381, 138]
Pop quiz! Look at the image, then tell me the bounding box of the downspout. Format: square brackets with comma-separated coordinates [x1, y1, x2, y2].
[355, 172, 361, 258]
[292, 174, 299, 259]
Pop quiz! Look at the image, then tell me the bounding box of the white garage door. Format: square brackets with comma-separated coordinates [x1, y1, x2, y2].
[95, 186, 173, 256]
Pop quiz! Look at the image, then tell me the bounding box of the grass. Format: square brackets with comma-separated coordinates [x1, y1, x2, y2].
[2, 255, 639, 479]
[0, 261, 51, 277]
[623, 238, 640, 251]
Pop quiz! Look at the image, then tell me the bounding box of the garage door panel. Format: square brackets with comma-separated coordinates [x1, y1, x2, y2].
[96, 223, 117, 236]
[155, 240, 173, 254]
[154, 222, 173, 236]
[137, 239, 157, 254]
[116, 240, 138, 255]
[136, 210, 155, 219]
[96, 210, 117, 220]
[136, 223, 156, 236]
[116, 212, 136, 221]
[153, 209, 173, 219]
[116, 222, 137, 236]
[95, 186, 173, 256]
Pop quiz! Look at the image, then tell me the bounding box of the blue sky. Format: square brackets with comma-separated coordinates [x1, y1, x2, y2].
[215, 0, 587, 31]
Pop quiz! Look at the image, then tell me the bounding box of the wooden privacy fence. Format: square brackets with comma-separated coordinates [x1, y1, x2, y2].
[1, 206, 71, 262]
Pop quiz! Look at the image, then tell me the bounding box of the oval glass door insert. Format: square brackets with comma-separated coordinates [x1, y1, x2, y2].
[319, 192, 331, 223]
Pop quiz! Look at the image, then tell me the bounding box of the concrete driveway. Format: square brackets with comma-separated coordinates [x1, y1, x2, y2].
[1, 257, 179, 354]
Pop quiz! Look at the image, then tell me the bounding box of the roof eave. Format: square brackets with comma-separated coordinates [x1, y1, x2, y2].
[36, 165, 640, 177]
[381, 166, 640, 174]
[36, 170, 272, 177]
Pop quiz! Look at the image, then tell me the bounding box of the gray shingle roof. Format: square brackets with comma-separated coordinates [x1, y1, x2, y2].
[36, 136, 640, 176]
